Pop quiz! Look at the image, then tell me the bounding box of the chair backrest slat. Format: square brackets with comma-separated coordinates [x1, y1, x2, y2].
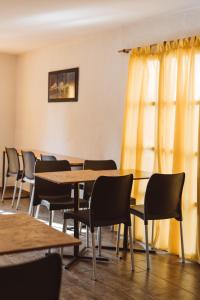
[144, 173, 185, 221]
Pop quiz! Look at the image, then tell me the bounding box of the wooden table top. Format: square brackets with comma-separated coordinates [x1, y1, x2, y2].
[35, 169, 151, 184]
[17, 149, 84, 166]
[0, 214, 81, 255]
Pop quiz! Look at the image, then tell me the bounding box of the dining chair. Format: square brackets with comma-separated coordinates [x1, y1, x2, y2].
[1, 147, 23, 207]
[40, 154, 57, 161]
[32, 160, 88, 226]
[63, 174, 134, 280]
[0, 253, 62, 300]
[16, 151, 36, 213]
[82, 160, 117, 252]
[130, 172, 185, 270]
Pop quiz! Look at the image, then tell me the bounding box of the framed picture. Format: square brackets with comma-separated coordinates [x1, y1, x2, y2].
[48, 67, 79, 102]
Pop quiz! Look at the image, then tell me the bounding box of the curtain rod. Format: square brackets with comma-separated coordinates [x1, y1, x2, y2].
[118, 43, 158, 54]
[118, 36, 196, 54]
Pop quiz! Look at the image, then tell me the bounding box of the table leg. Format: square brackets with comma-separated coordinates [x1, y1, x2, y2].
[73, 182, 79, 257]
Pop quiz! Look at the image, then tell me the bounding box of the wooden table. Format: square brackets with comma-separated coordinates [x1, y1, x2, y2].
[35, 169, 151, 267]
[0, 213, 81, 255]
[2, 148, 84, 189]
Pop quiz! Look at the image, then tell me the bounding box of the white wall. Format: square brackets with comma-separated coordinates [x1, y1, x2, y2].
[14, 31, 129, 167]
[0, 54, 16, 185]
[14, 8, 200, 170]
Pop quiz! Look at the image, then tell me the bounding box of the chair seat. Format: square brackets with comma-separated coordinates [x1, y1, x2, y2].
[40, 195, 88, 211]
[64, 209, 91, 226]
[64, 208, 131, 228]
[130, 204, 145, 220]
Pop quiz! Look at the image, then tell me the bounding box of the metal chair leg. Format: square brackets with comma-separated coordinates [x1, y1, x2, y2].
[86, 226, 89, 247]
[28, 185, 35, 215]
[145, 224, 150, 270]
[129, 226, 134, 271]
[31, 205, 36, 217]
[98, 227, 102, 256]
[180, 221, 185, 263]
[1, 176, 8, 202]
[16, 181, 23, 210]
[116, 223, 121, 255]
[48, 210, 53, 255]
[11, 180, 18, 207]
[63, 219, 67, 233]
[151, 220, 155, 249]
[35, 205, 40, 218]
[91, 231, 97, 281]
[79, 222, 83, 235]
[49, 210, 53, 227]
[132, 216, 136, 243]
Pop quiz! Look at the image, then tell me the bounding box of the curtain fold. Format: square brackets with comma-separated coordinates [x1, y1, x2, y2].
[121, 37, 200, 261]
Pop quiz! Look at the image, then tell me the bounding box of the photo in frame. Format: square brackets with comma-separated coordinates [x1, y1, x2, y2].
[48, 67, 79, 102]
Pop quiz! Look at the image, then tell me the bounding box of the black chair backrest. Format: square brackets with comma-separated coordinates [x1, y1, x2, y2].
[144, 173, 185, 222]
[41, 154, 57, 161]
[22, 151, 36, 180]
[90, 174, 133, 229]
[5, 147, 20, 175]
[34, 160, 71, 206]
[84, 160, 117, 200]
[0, 253, 62, 300]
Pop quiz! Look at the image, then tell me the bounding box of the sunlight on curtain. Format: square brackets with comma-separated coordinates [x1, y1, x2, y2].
[121, 37, 200, 261]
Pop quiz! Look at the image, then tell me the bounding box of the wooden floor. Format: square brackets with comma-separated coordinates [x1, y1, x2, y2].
[1, 189, 200, 300]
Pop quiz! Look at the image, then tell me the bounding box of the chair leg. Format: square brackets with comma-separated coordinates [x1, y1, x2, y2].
[98, 227, 102, 256]
[86, 226, 89, 247]
[180, 221, 185, 263]
[79, 222, 83, 235]
[129, 226, 134, 271]
[116, 223, 121, 255]
[28, 184, 35, 215]
[63, 219, 67, 233]
[132, 216, 136, 243]
[48, 210, 53, 255]
[151, 220, 155, 249]
[91, 231, 97, 281]
[16, 181, 23, 210]
[49, 210, 53, 227]
[11, 180, 18, 207]
[1, 176, 8, 202]
[31, 205, 36, 217]
[35, 205, 40, 218]
[145, 224, 150, 270]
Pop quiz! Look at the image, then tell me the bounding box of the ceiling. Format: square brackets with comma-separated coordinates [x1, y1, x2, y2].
[0, 0, 200, 54]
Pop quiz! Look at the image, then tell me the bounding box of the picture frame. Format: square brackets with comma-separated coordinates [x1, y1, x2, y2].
[48, 67, 79, 102]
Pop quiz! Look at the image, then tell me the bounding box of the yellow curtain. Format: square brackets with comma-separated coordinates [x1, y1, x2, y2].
[121, 37, 200, 261]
